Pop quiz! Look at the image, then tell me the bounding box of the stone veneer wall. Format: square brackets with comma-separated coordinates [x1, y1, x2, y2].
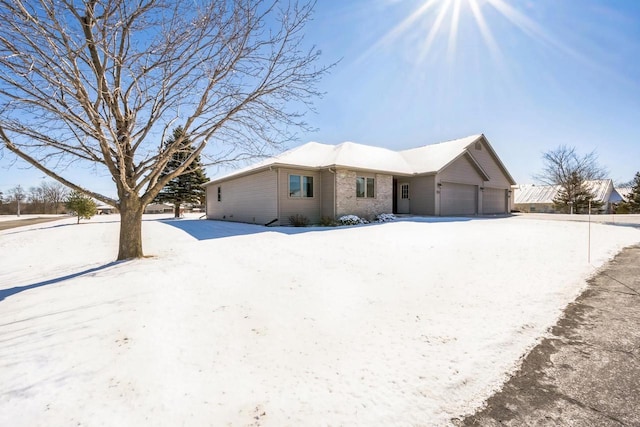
[335, 169, 393, 219]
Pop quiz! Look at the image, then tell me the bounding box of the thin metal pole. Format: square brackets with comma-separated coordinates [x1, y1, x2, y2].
[588, 200, 591, 263]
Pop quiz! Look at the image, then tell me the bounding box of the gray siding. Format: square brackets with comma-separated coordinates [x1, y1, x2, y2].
[405, 175, 436, 215]
[436, 156, 482, 216]
[471, 140, 513, 214]
[321, 169, 336, 219]
[470, 140, 512, 188]
[435, 146, 513, 215]
[206, 169, 277, 224]
[438, 155, 484, 184]
[278, 168, 322, 225]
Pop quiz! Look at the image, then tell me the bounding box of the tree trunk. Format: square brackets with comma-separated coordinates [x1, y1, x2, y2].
[118, 195, 145, 260]
[174, 203, 180, 218]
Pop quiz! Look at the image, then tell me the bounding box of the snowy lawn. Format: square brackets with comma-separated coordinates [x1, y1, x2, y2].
[1, 215, 639, 426]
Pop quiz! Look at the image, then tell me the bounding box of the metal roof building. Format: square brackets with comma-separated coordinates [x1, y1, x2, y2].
[513, 179, 620, 213]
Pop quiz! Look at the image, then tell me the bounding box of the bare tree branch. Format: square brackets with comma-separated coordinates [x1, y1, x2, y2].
[534, 145, 608, 213]
[534, 145, 607, 185]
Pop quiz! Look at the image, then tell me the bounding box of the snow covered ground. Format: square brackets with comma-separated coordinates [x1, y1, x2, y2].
[1, 214, 639, 426]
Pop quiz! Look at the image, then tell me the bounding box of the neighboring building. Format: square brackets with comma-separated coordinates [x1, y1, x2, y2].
[144, 203, 174, 214]
[96, 204, 117, 215]
[615, 187, 632, 203]
[204, 134, 516, 225]
[513, 179, 620, 214]
[512, 184, 559, 213]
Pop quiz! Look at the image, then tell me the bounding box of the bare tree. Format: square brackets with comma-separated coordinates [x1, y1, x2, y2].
[6, 185, 26, 216]
[28, 185, 46, 213]
[535, 146, 607, 213]
[0, 0, 330, 259]
[43, 181, 70, 214]
[616, 178, 636, 188]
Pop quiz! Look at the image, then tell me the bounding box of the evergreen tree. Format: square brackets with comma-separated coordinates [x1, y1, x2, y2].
[154, 127, 209, 218]
[618, 172, 640, 214]
[553, 172, 602, 214]
[65, 191, 97, 224]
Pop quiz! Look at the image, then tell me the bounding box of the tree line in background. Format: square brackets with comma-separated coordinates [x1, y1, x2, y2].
[0, 181, 69, 215]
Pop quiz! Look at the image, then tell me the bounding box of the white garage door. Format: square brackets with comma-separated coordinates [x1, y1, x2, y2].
[482, 187, 507, 214]
[441, 182, 477, 216]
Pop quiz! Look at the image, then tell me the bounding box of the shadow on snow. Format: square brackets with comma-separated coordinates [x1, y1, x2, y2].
[0, 261, 123, 303]
[158, 215, 491, 241]
[2, 222, 77, 236]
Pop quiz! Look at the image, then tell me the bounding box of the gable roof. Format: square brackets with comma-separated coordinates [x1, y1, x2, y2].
[614, 187, 632, 201]
[205, 134, 515, 185]
[513, 184, 561, 204]
[399, 134, 481, 173]
[327, 141, 413, 173]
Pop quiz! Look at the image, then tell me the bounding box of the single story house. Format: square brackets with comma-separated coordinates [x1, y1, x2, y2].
[513, 179, 621, 213]
[95, 204, 117, 215]
[144, 203, 174, 214]
[204, 134, 516, 225]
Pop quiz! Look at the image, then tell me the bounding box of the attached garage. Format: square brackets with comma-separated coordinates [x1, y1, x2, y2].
[441, 182, 477, 216]
[206, 134, 516, 224]
[482, 187, 508, 214]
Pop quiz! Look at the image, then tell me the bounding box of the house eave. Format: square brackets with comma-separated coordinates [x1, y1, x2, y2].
[477, 134, 517, 185]
[330, 164, 413, 176]
[204, 162, 320, 185]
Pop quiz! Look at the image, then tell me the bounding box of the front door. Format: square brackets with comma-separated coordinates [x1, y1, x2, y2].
[397, 183, 410, 214]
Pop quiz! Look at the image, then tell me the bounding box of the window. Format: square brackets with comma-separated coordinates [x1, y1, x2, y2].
[356, 177, 375, 198]
[217, 186, 221, 202]
[289, 175, 313, 198]
[303, 176, 314, 198]
[401, 183, 409, 199]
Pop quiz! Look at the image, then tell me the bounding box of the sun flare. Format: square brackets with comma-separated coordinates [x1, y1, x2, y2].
[360, 0, 579, 68]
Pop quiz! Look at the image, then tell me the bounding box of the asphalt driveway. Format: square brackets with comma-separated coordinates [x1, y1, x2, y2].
[455, 244, 640, 426]
[0, 216, 67, 231]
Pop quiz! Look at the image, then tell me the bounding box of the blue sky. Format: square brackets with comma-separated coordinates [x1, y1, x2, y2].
[1, 0, 639, 199]
[304, 0, 640, 184]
